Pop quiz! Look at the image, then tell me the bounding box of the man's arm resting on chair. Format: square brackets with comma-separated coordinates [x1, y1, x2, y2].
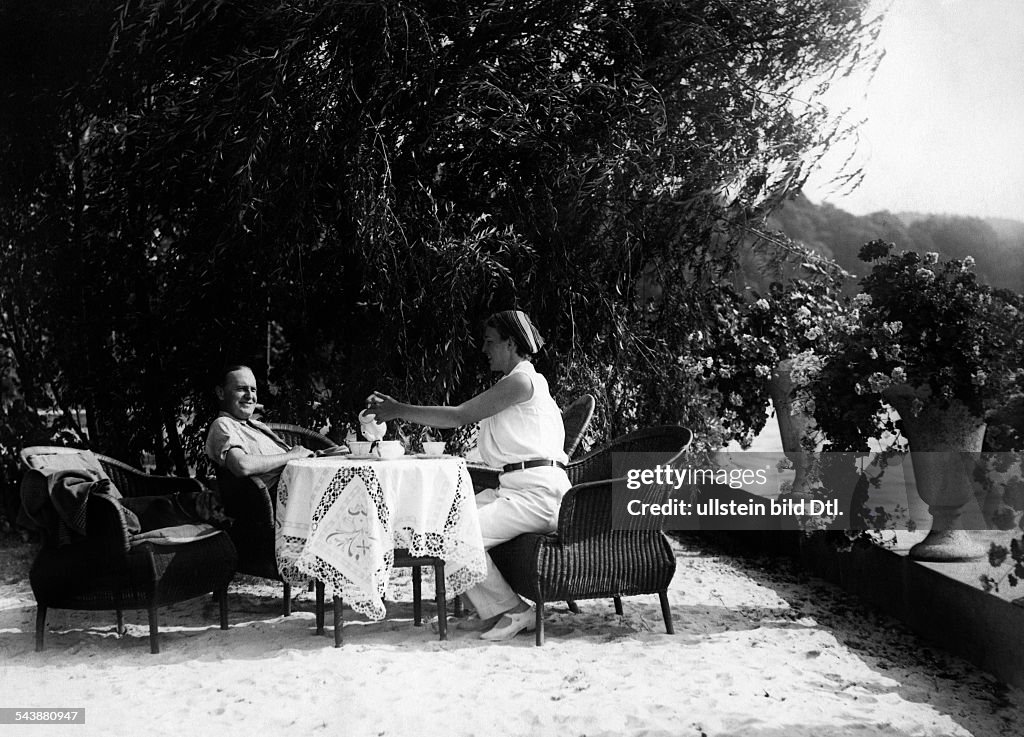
[223, 446, 314, 478]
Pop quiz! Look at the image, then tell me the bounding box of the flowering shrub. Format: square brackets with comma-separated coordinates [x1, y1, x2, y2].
[811, 240, 1024, 452]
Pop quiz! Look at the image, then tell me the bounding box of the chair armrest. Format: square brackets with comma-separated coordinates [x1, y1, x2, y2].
[554, 479, 616, 543]
[467, 463, 500, 494]
[216, 469, 275, 527]
[119, 474, 205, 498]
[97, 454, 204, 499]
[85, 493, 132, 556]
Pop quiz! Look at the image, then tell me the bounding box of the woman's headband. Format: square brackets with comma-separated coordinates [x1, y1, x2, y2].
[489, 310, 545, 355]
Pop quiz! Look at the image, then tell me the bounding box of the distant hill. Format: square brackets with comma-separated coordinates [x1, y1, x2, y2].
[768, 195, 1024, 293]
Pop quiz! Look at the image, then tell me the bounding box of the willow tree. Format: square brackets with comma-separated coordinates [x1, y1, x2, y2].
[1, 0, 882, 470]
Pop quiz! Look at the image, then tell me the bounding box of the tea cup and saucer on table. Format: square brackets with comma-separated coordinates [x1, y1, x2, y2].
[348, 439, 405, 459]
[421, 441, 446, 457]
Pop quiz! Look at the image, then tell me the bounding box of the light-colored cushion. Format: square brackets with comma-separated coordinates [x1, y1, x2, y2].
[130, 523, 220, 546]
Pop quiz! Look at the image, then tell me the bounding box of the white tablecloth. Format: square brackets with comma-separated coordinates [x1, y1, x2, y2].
[275, 456, 487, 620]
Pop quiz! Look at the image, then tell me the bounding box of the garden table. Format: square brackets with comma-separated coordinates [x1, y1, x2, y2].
[275, 454, 487, 621]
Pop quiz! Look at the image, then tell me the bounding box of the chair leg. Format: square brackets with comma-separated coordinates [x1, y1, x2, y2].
[614, 596, 623, 616]
[35, 606, 46, 652]
[535, 601, 545, 647]
[218, 588, 229, 630]
[453, 595, 464, 618]
[116, 608, 125, 635]
[307, 580, 315, 592]
[282, 581, 292, 616]
[412, 566, 422, 626]
[567, 600, 580, 614]
[148, 606, 160, 654]
[333, 596, 343, 648]
[659, 591, 674, 635]
[315, 581, 325, 635]
[433, 562, 447, 641]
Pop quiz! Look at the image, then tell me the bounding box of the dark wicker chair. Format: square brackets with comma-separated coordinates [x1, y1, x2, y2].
[212, 423, 336, 615]
[23, 450, 237, 653]
[488, 424, 693, 645]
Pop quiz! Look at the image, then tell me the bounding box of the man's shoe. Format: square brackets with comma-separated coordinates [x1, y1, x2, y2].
[479, 607, 536, 641]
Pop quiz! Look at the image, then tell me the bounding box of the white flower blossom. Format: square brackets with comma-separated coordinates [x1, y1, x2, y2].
[923, 252, 939, 265]
[867, 371, 892, 394]
[882, 321, 902, 336]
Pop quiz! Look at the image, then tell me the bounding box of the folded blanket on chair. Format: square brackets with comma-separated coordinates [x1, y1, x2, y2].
[19, 468, 141, 546]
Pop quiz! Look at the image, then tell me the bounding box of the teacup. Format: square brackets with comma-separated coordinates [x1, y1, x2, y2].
[422, 441, 446, 456]
[376, 440, 405, 459]
[349, 441, 374, 457]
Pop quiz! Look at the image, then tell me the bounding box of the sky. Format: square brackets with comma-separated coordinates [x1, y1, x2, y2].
[801, 0, 1024, 221]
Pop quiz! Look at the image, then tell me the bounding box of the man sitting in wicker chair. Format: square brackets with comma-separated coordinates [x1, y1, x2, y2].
[205, 365, 316, 496]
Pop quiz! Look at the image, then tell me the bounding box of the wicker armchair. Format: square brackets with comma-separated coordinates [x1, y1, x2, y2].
[215, 469, 298, 613]
[22, 448, 237, 653]
[212, 423, 336, 615]
[488, 424, 692, 645]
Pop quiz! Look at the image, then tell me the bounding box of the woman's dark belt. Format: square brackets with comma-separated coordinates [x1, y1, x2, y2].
[500, 459, 567, 474]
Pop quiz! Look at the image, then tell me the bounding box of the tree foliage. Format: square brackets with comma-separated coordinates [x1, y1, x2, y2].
[0, 0, 882, 480]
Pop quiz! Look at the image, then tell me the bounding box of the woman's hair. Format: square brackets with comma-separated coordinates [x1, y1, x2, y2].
[485, 310, 545, 357]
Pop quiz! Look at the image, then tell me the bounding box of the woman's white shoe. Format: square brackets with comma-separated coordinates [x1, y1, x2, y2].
[479, 607, 536, 641]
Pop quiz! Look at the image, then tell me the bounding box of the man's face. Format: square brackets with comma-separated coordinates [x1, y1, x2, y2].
[216, 368, 258, 421]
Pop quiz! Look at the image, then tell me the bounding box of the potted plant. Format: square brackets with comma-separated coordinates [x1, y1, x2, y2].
[811, 240, 1024, 560]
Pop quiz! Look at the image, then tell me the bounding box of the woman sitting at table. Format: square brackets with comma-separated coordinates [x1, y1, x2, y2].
[366, 310, 571, 641]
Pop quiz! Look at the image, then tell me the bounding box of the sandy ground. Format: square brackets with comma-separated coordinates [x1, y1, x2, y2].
[2, 530, 1023, 737]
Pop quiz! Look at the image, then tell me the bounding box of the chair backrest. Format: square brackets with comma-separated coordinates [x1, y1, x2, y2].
[557, 426, 692, 539]
[566, 424, 693, 486]
[266, 423, 337, 451]
[19, 445, 110, 479]
[561, 394, 596, 459]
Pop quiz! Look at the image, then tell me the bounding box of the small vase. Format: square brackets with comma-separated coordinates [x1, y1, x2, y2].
[769, 359, 816, 498]
[886, 387, 987, 561]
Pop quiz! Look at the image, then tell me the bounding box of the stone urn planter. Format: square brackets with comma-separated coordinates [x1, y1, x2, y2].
[769, 358, 817, 498]
[885, 386, 987, 561]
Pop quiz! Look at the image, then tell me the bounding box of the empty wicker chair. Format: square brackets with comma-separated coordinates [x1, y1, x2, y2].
[21, 447, 237, 653]
[488, 424, 693, 645]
